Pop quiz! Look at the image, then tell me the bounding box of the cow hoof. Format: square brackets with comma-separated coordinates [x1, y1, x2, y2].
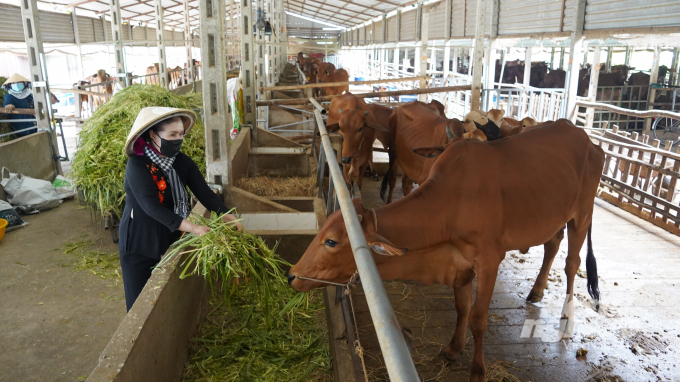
[439, 346, 461, 362]
[372, 174, 379, 181]
[526, 290, 544, 303]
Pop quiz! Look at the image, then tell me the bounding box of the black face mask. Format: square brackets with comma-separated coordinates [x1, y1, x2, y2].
[157, 137, 183, 157]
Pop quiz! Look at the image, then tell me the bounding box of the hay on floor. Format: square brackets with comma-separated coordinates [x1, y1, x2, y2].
[236, 176, 316, 198]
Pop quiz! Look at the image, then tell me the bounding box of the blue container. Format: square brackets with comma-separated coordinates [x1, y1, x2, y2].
[354, 77, 365, 81]
[399, 95, 418, 103]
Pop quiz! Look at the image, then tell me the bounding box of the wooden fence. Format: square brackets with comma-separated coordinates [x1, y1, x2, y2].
[588, 126, 680, 236]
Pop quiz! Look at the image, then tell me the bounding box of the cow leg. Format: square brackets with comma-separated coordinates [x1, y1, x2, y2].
[526, 227, 565, 303]
[402, 175, 414, 196]
[441, 280, 472, 360]
[560, 219, 589, 339]
[468, 261, 500, 382]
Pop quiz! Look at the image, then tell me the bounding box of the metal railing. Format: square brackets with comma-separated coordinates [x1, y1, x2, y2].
[588, 126, 680, 235]
[310, 98, 420, 382]
[485, 86, 566, 122]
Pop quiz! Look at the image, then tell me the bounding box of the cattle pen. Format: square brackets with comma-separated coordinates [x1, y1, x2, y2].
[2, 0, 680, 381]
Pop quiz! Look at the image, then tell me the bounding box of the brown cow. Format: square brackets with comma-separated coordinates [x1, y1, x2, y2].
[381, 100, 448, 202]
[325, 93, 392, 189]
[317, 63, 349, 95]
[88, 70, 113, 110]
[288, 120, 604, 381]
[500, 116, 538, 138]
[628, 71, 650, 100]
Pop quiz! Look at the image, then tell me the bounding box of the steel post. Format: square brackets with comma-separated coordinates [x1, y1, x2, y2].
[199, 0, 232, 186]
[109, 0, 127, 88]
[471, 0, 487, 110]
[153, 0, 169, 89]
[183, 0, 194, 84]
[240, 0, 257, 143]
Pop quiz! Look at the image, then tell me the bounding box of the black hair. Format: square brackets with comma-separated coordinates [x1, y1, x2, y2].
[142, 116, 183, 143]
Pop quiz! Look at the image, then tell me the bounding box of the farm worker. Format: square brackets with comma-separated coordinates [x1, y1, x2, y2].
[120, 107, 242, 311]
[2, 74, 37, 137]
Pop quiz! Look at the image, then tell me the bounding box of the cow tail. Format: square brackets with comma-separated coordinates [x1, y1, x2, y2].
[379, 150, 395, 202]
[585, 222, 600, 304]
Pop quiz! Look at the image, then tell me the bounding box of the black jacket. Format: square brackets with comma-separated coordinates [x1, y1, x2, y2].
[118, 153, 231, 259]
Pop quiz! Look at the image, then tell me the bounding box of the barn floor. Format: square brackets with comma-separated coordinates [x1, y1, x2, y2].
[350, 175, 680, 382]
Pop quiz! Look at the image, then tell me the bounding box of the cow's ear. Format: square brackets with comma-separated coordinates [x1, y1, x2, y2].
[412, 146, 446, 158]
[326, 122, 340, 132]
[366, 231, 408, 256]
[365, 121, 390, 133]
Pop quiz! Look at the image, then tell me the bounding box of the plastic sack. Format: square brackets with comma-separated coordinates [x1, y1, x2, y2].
[1, 167, 61, 211]
[0, 200, 27, 231]
[52, 175, 76, 200]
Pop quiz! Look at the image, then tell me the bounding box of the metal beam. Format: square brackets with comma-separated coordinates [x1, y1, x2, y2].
[240, 0, 257, 143]
[564, 0, 587, 120]
[153, 0, 169, 89]
[644, 46, 661, 133]
[183, 0, 194, 85]
[20, 0, 61, 174]
[523, 47, 531, 86]
[199, 0, 232, 186]
[585, 46, 601, 128]
[470, 0, 487, 110]
[109, 0, 127, 88]
[418, 12, 428, 101]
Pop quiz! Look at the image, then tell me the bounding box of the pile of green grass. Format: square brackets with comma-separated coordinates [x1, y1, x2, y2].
[162, 212, 332, 382]
[70, 85, 206, 221]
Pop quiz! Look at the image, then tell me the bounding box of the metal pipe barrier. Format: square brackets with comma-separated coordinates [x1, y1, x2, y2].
[311, 99, 420, 382]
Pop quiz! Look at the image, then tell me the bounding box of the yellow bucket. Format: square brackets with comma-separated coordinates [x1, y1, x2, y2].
[0, 218, 7, 242]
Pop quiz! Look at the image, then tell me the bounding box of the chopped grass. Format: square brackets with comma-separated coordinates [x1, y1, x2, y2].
[163, 212, 332, 382]
[61, 239, 122, 282]
[69, 85, 206, 222]
[235, 176, 317, 198]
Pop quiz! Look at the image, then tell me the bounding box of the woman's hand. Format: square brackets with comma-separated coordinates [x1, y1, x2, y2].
[179, 219, 211, 236]
[192, 225, 211, 236]
[222, 214, 243, 231]
[5, 104, 15, 112]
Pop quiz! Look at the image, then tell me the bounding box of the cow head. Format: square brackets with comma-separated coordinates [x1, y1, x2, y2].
[486, 109, 505, 128]
[463, 110, 488, 132]
[521, 117, 538, 129]
[474, 119, 501, 141]
[288, 199, 407, 292]
[328, 108, 389, 164]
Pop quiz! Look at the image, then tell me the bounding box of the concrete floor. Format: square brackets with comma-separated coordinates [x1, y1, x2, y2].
[0, 200, 125, 382]
[350, 175, 680, 381]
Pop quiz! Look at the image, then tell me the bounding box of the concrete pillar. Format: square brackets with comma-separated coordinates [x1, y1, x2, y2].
[183, 0, 194, 84]
[418, 13, 429, 101]
[644, 46, 661, 133]
[153, 0, 169, 89]
[430, 46, 437, 75]
[670, 48, 679, 86]
[484, 48, 496, 110]
[559, 47, 565, 69]
[393, 46, 400, 74]
[19, 0, 51, 132]
[625, 46, 632, 67]
[451, 47, 458, 74]
[198, 0, 232, 186]
[564, 0, 587, 120]
[585, 46, 601, 127]
[71, 10, 85, 81]
[471, 0, 487, 110]
[109, 0, 127, 88]
[523, 47, 532, 86]
[239, 0, 257, 142]
[443, 45, 451, 78]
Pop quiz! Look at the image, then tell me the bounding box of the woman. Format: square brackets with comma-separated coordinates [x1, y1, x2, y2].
[120, 106, 241, 311]
[2, 74, 37, 137]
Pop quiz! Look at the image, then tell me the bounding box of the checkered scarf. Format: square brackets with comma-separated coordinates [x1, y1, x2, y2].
[144, 146, 190, 218]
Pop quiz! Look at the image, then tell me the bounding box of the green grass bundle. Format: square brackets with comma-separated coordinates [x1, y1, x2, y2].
[162, 212, 332, 381]
[70, 85, 206, 221]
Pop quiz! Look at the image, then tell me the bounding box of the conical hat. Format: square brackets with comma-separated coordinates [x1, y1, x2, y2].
[124, 107, 196, 157]
[4, 74, 30, 84]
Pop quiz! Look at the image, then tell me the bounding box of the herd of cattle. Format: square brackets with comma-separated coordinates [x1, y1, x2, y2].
[297, 53, 350, 97]
[496, 59, 660, 101]
[72, 60, 200, 115]
[288, 94, 606, 381]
